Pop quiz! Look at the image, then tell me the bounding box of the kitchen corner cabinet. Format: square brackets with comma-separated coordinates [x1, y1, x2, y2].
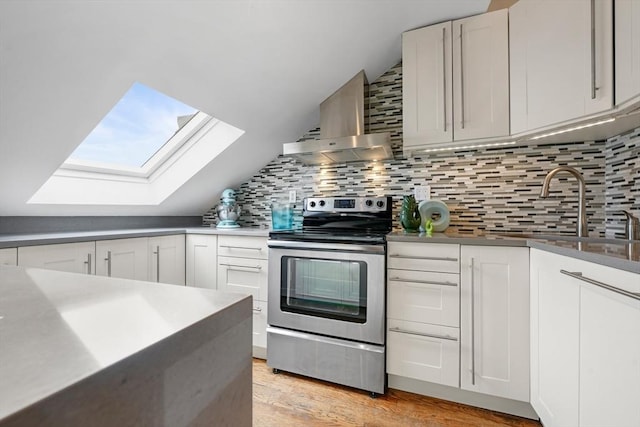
[459, 246, 530, 402]
[185, 234, 217, 289]
[18, 242, 95, 275]
[95, 238, 148, 281]
[402, 9, 509, 153]
[509, 0, 613, 135]
[615, 0, 640, 106]
[0, 248, 18, 266]
[387, 242, 461, 388]
[148, 235, 185, 286]
[530, 249, 640, 427]
[217, 235, 269, 356]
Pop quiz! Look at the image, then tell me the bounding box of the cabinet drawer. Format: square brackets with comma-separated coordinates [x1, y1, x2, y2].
[388, 269, 460, 327]
[387, 319, 460, 387]
[388, 242, 460, 273]
[218, 236, 268, 260]
[217, 256, 268, 301]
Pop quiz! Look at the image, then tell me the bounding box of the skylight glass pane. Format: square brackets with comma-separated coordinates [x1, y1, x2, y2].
[68, 82, 198, 168]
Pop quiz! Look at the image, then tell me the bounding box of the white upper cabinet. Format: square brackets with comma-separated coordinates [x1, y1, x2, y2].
[509, 0, 613, 135]
[615, 0, 640, 106]
[403, 9, 509, 153]
[403, 21, 453, 148]
[148, 235, 185, 286]
[452, 9, 510, 142]
[18, 242, 95, 275]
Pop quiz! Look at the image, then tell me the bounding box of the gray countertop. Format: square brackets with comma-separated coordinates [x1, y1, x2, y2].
[0, 226, 637, 274]
[0, 226, 270, 248]
[387, 231, 640, 274]
[0, 265, 250, 422]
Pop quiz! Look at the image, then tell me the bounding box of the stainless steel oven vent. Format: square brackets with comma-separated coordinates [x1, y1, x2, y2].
[283, 71, 393, 165]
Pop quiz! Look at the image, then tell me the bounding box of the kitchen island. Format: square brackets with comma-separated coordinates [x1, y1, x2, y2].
[0, 265, 252, 426]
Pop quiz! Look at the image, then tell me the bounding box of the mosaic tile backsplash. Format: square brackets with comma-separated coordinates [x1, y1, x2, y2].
[204, 63, 639, 238]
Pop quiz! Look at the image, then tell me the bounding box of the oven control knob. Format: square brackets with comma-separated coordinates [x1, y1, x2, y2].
[376, 200, 385, 208]
[365, 199, 373, 207]
[319, 200, 325, 207]
[309, 201, 316, 208]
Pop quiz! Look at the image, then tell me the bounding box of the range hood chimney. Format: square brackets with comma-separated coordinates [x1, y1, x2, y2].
[283, 70, 393, 165]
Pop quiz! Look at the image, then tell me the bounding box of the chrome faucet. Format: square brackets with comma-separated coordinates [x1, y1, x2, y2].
[540, 166, 588, 237]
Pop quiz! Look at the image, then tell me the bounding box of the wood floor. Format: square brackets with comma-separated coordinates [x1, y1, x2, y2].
[253, 359, 542, 426]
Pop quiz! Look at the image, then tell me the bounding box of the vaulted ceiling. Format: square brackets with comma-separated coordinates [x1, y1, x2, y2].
[0, 0, 489, 216]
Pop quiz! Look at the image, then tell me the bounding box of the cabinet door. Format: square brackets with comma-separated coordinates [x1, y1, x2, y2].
[0, 248, 17, 266]
[217, 256, 268, 301]
[530, 249, 580, 427]
[387, 319, 460, 387]
[615, 0, 640, 105]
[95, 238, 148, 281]
[185, 234, 217, 289]
[460, 246, 529, 402]
[18, 242, 95, 274]
[452, 9, 509, 141]
[402, 22, 453, 150]
[252, 299, 268, 358]
[148, 235, 185, 286]
[510, 0, 613, 134]
[575, 264, 640, 427]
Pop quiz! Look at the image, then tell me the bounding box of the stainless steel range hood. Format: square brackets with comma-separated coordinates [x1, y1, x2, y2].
[283, 71, 392, 165]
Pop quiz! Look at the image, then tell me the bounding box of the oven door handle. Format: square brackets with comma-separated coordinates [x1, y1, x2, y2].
[268, 239, 385, 254]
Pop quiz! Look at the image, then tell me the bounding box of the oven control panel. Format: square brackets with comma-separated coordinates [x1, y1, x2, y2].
[304, 197, 389, 213]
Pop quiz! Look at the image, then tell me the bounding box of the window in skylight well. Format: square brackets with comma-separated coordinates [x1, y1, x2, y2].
[66, 82, 199, 170]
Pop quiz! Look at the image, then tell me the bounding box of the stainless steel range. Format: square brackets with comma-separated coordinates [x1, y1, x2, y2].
[267, 196, 392, 396]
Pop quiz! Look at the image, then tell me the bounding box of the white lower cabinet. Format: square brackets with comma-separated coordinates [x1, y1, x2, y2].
[95, 238, 148, 281]
[217, 235, 269, 357]
[460, 245, 530, 402]
[530, 249, 640, 427]
[387, 242, 461, 387]
[252, 299, 268, 355]
[148, 235, 185, 286]
[387, 319, 460, 387]
[18, 242, 95, 274]
[0, 248, 18, 266]
[185, 234, 218, 289]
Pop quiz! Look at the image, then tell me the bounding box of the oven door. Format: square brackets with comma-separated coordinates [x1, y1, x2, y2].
[268, 240, 386, 345]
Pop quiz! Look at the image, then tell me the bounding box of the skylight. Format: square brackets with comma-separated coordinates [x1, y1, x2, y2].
[29, 82, 245, 206]
[67, 82, 199, 169]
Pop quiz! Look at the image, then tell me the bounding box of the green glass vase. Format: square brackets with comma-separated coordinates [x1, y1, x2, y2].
[400, 195, 421, 232]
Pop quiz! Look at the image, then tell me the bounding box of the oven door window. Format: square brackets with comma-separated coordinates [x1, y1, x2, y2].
[280, 256, 367, 323]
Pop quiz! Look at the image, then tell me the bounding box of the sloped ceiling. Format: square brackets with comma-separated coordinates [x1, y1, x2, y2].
[0, 0, 489, 216]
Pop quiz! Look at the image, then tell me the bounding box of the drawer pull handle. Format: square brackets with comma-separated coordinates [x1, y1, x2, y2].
[389, 254, 458, 262]
[389, 277, 457, 287]
[389, 327, 458, 342]
[220, 245, 262, 251]
[219, 263, 262, 271]
[560, 270, 640, 301]
[253, 307, 263, 312]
